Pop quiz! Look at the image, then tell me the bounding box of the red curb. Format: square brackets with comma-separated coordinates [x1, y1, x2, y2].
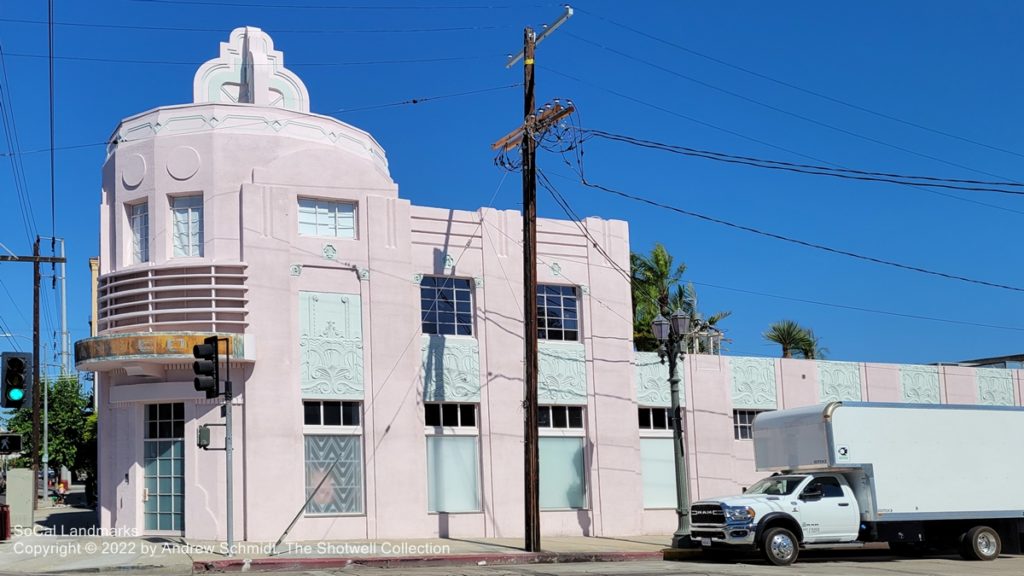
[193, 550, 664, 573]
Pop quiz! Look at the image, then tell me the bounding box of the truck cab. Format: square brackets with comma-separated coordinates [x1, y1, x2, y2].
[692, 472, 861, 564]
[691, 402, 1024, 566]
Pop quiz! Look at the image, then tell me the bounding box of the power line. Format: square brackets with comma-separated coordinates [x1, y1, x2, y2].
[0, 16, 512, 34]
[129, 0, 555, 9]
[577, 176, 1024, 293]
[337, 83, 520, 112]
[543, 65, 1024, 217]
[0, 42, 39, 244]
[581, 129, 1024, 196]
[5, 52, 497, 67]
[565, 31, 1021, 184]
[1, 85, 521, 158]
[539, 170, 1024, 334]
[574, 6, 1024, 161]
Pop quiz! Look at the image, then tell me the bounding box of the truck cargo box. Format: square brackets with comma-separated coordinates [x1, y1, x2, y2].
[753, 402, 1024, 521]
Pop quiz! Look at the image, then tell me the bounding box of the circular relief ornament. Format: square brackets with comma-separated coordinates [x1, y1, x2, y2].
[121, 154, 147, 188]
[167, 146, 201, 181]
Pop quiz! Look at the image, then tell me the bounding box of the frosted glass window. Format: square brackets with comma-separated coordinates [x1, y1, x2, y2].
[426, 436, 480, 513]
[641, 438, 676, 508]
[129, 202, 149, 263]
[304, 435, 363, 515]
[298, 198, 356, 238]
[171, 196, 203, 257]
[539, 437, 585, 509]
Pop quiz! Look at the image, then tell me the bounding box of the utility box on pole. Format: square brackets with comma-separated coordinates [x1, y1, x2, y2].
[5, 469, 33, 528]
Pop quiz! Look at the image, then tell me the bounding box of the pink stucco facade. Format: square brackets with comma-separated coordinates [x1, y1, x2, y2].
[75, 28, 1024, 543]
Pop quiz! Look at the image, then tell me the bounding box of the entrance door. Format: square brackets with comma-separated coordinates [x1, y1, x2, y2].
[143, 403, 184, 533]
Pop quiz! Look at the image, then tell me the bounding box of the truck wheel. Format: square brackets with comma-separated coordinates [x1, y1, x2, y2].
[762, 527, 799, 566]
[959, 526, 1001, 561]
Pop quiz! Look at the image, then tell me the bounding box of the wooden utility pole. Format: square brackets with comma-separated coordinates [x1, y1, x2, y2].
[493, 5, 573, 553]
[0, 237, 67, 510]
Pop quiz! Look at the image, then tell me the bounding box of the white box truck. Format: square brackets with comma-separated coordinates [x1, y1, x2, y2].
[689, 402, 1024, 566]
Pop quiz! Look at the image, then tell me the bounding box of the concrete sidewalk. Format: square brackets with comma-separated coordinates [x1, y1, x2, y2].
[0, 490, 686, 574]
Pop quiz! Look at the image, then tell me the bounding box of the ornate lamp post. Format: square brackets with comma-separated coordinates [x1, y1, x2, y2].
[652, 308, 698, 549]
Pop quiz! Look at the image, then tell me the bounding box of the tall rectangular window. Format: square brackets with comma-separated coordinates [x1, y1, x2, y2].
[304, 400, 364, 515]
[144, 403, 184, 532]
[537, 285, 578, 341]
[425, 402, 480, 513]
[129, 202, 149, 263]
[538, 404, 586, 509]
[171, 196, 203, 257]
[638, 406, 675, 508]
[420, 276, 473, 336]
[298, 197, 356, 238]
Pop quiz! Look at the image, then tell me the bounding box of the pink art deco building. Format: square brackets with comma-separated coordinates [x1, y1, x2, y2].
[75, 28, 1024, 543]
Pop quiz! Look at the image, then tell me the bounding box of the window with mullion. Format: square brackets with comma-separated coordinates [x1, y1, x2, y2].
[129, 202, 149, 263]
[537, 284, 578, 341]
[298, 197, 355, 239]
[171, 196, 203, 257]
[420, 276, 473, 336]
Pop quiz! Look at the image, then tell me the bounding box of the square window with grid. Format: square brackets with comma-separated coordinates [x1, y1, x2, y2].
[420, 276, 473, 336]
[146, 403, 184, 439]
[298, 197, 356, 238]
[538, 285, 578, 341]
[733, 409, 769, 440]
[538, 405, 584, 429]
[304, 401, 361, 427]
[424, 402, 476, 427]
[638, 407, 671, 430]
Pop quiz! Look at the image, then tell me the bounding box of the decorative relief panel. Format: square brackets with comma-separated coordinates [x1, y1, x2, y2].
[421, 335, 481, 402]
[817, 361, 862, 403]
[730, 357, 777, 409]
[538, 342, 587, 405]
[899, 365, 940, 404]
[299, 292, 363, 400]
[634, 351, 682, 407]
[977, 368, 1015, 406]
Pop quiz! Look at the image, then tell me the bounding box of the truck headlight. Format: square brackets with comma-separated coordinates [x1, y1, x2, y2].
[725, 506, 755, 522]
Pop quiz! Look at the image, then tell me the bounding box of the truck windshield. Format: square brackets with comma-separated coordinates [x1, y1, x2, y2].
[745, 475, 806, 496]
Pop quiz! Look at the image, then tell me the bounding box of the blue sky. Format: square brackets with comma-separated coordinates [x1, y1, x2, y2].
[1, 0, 1023, 372]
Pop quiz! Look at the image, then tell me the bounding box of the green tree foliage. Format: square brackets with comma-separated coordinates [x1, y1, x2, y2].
[763, 320, 826, 359]
[631, 243, 730, 352]
[6, 374, 93, 475]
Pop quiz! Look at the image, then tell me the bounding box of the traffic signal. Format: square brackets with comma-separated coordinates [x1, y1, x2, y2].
[1, 351, 32, 410]
[193, 336, 220, 399]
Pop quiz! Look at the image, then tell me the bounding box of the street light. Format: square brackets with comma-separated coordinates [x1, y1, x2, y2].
[652, 307, 698, 549]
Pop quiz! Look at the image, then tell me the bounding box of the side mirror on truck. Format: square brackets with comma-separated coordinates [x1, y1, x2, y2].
[800, 489, 823, 502]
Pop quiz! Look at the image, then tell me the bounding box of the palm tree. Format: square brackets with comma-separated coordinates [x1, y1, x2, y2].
[631, 244, 730, 352]
[668, 283, 731, 353]
[798, 329, 828, 360]
[631, 244, 685, 352]
[763, 320, 812, 358]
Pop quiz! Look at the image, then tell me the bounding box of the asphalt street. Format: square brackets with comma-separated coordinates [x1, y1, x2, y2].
[314, 556, 1024, 576]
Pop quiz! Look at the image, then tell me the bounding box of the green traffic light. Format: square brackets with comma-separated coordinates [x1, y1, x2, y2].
[7, 388, 24, 401]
